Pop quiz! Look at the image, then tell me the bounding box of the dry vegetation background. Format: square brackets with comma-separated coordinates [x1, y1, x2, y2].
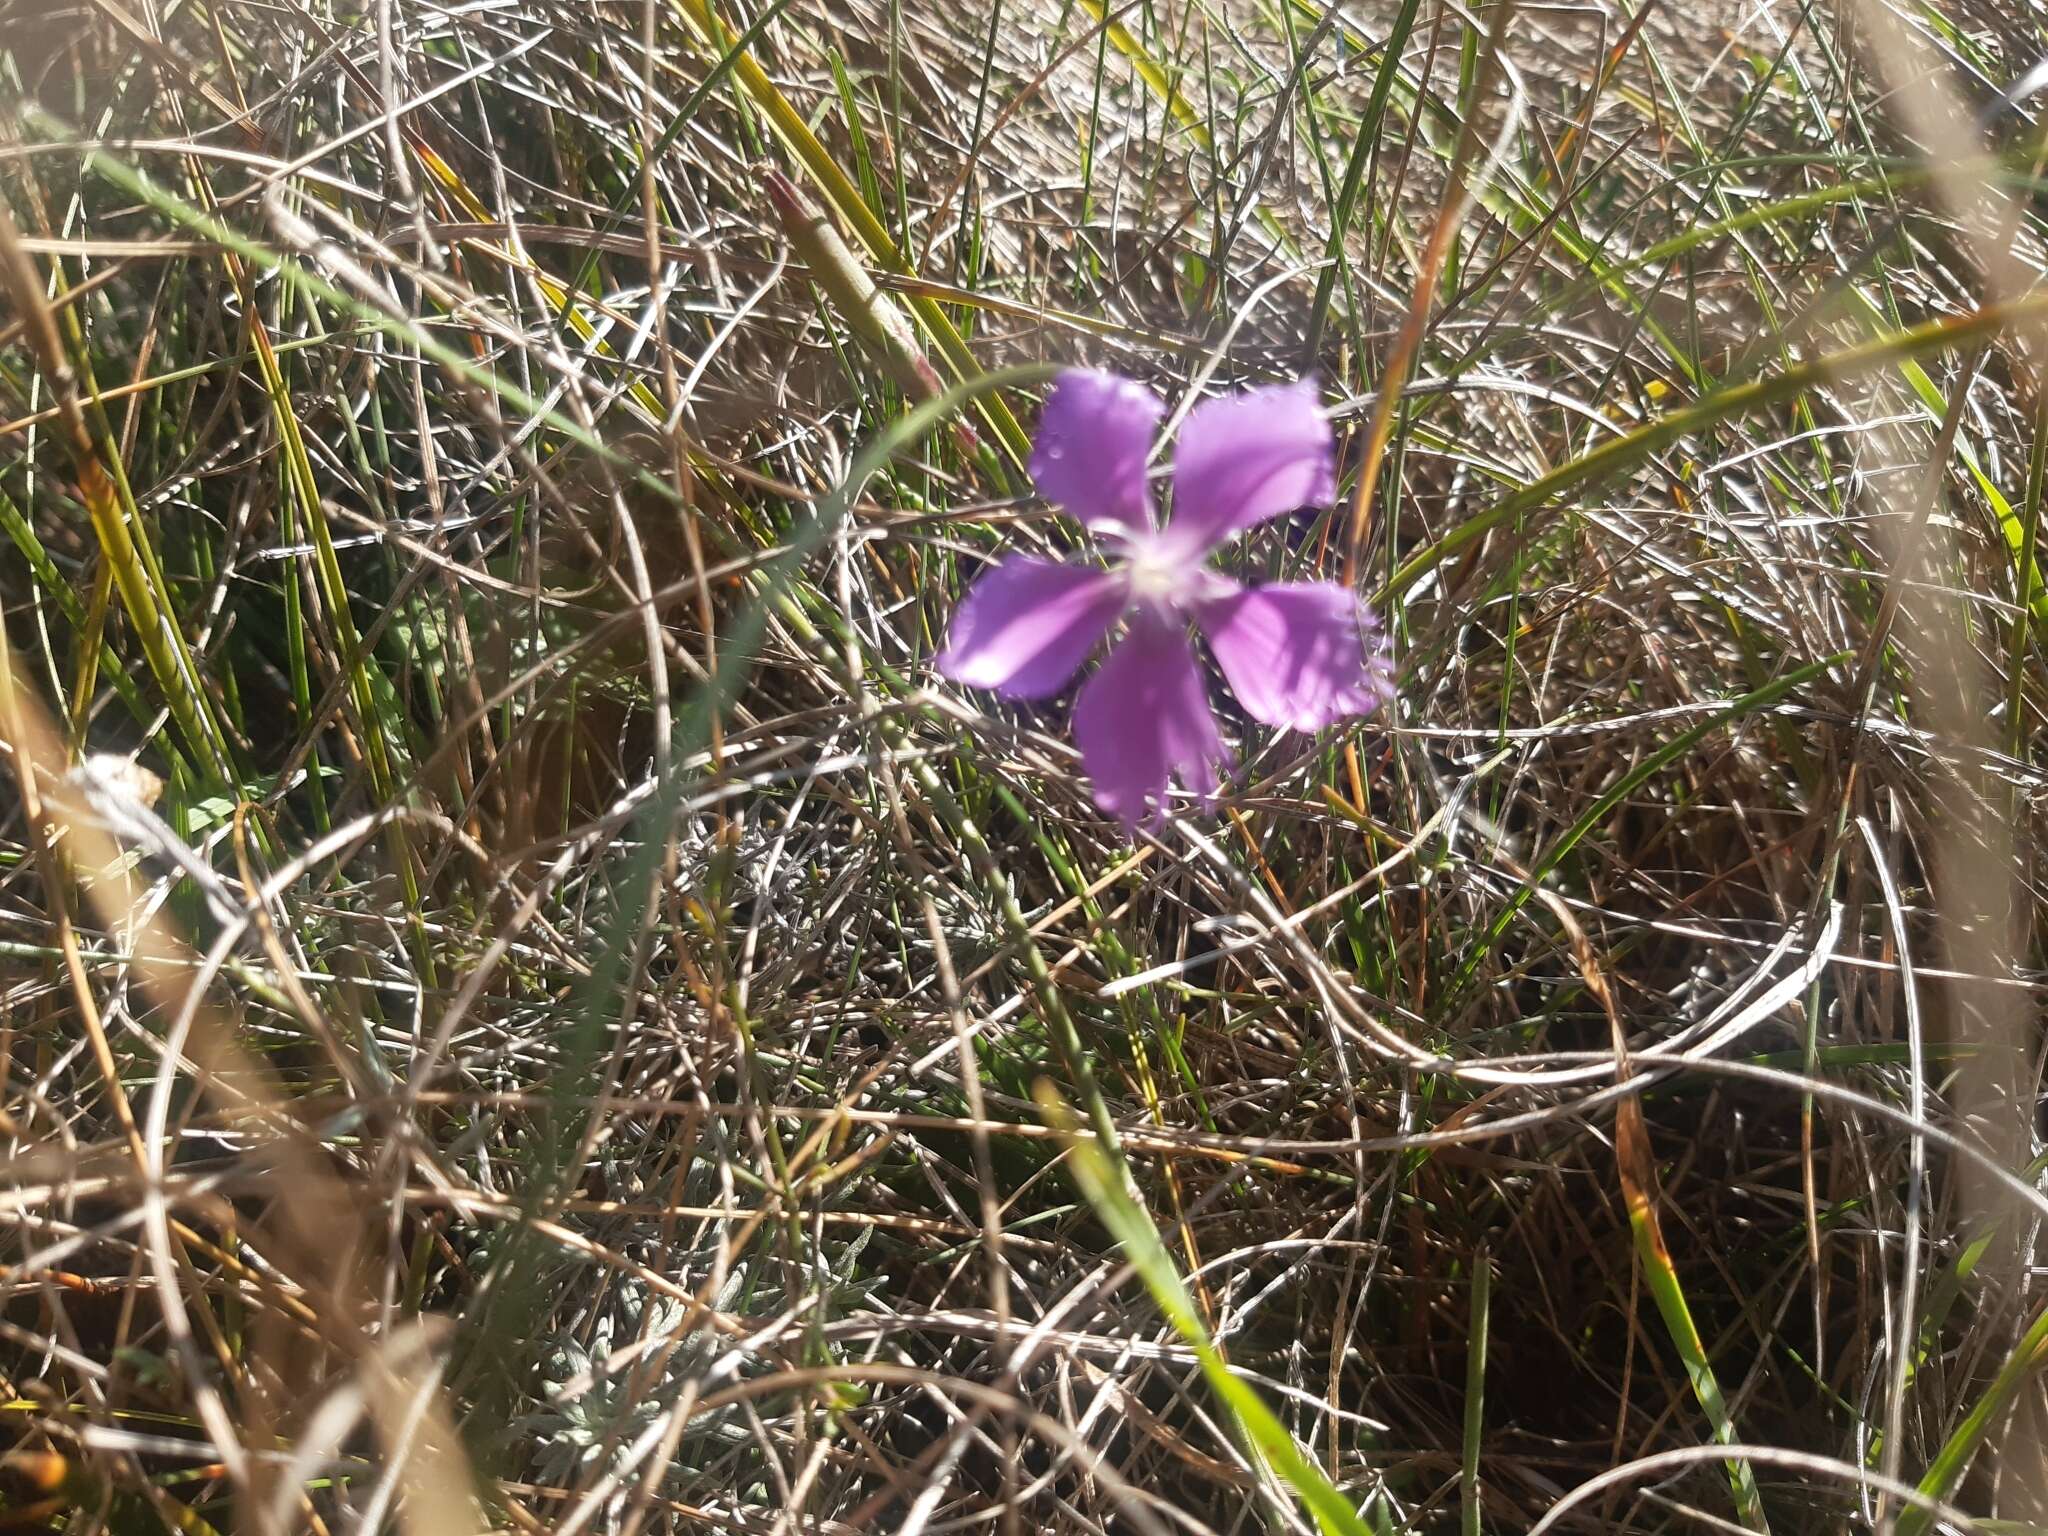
[5, 0, 2048, 1530]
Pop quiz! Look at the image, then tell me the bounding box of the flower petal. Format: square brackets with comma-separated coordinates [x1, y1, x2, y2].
[1198, 582, 1395, 731]
[938, 557, 1126, 698]
[1029, 368, 1165, 536]
[1072, 614, 1230, 828]
[1166, 379, 1335, 553]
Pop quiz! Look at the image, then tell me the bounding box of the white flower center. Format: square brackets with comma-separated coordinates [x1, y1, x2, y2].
[1124, 537, 1189, 609]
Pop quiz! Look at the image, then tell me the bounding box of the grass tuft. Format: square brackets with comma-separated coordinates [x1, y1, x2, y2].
[5, 0, 2048, 1530]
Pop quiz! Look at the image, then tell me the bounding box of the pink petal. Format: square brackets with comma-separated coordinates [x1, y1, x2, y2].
[1029, 369, 1165, 536]
[1166, 379, 1335, 554]
[1072, 614, 1230, 828]
[1198, 582, 1395, 731]
[938, 557, 1126, 699]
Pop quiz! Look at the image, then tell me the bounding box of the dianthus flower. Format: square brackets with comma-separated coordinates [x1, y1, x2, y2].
[938, 369, 1394, 826]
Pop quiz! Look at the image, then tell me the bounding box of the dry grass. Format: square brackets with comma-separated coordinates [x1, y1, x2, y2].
[4, 0, 2048, 1530]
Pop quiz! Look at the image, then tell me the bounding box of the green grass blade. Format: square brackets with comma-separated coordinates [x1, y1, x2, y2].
[666, 0, 1031, 466]
[1038, 1085, 1382, 1536]
[1895, 1302, 2048, 1536]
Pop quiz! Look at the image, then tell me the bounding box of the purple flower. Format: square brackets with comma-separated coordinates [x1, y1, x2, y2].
[937, 368, 1395, 827]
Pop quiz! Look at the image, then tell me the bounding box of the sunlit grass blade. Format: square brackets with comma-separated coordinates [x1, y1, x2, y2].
[666, 0, 1031, 465]
[1616, 1092, 1770, 1531]
[1894, 1300, 2048, 1536]
[1036, 1085, 1385, 1536]
[0, 200, 235, 783]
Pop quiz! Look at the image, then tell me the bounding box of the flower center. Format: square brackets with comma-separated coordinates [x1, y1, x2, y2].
[1123, 537, 1189, 609]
